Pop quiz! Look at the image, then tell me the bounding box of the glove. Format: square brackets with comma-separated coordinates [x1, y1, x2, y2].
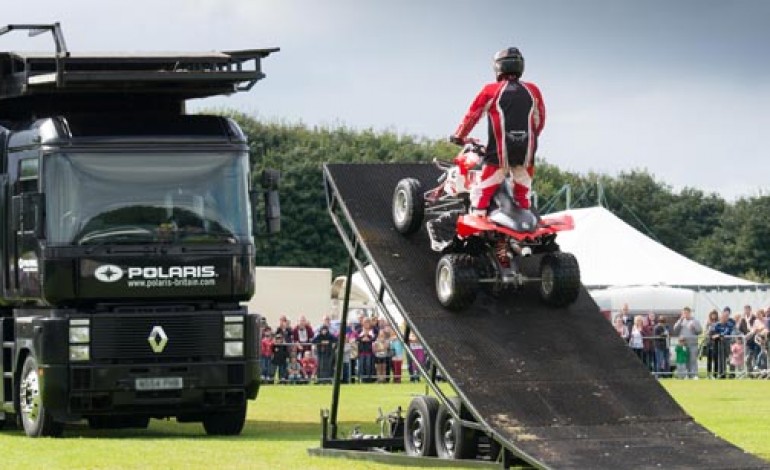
[448, 135, 464, 145]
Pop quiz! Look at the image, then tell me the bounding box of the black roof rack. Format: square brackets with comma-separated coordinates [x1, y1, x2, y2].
[0, 23, 278, 118]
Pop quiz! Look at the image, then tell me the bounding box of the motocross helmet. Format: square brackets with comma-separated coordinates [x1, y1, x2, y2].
[494, 47, 524, 81]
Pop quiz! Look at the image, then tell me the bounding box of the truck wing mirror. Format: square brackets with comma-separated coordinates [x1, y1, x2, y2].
[251, 169, 281, 236]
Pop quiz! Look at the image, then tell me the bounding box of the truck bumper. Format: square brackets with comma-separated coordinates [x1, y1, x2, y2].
[43, 359, 259, 421]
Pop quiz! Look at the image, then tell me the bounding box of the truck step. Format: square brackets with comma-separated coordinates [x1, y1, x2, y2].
[2, 341, 13, 349]
[2, 372, 11, 378]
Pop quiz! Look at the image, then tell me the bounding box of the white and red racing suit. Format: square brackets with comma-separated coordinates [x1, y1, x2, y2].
[452, 78, 545, 211]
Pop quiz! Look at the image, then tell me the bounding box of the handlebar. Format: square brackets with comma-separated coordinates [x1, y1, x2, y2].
[449, 135, 485, 154]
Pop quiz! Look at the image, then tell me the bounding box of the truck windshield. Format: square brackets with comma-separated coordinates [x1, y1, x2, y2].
[44, 151, 251, 246]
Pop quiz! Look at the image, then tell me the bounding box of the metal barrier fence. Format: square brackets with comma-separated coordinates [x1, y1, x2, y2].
[633, 334, 770, 379]
[258, 340, 423, 385]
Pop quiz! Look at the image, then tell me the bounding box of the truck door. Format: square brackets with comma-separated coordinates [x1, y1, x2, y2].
[11, 157, 42, 298]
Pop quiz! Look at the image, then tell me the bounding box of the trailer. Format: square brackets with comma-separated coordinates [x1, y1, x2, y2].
[0, 23, 279, 437]
[316, 162, 768, 469]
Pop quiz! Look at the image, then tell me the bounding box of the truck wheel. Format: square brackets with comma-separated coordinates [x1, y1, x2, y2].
[392, 178, 424, 235]
[19, 354, 64, 437]
[436, 254, 478, 310]
[202, 403, 247, 436]
[435, 397, 477, 460]
[539, 252, 581, 307]
[404, 396, 439, 457]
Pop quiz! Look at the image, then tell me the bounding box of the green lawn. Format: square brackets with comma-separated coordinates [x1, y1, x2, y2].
[0, 381, 768, 469]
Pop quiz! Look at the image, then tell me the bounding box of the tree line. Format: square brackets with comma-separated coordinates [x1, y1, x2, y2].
[227, 111, 770, 281]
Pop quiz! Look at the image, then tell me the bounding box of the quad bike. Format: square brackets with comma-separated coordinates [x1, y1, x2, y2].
[391, 140, 580, 310]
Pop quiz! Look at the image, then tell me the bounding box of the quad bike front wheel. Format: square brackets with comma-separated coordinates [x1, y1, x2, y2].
[539, 252, 581, 307]
[436, 254, 479, 310]
[392, 178, 424, 235]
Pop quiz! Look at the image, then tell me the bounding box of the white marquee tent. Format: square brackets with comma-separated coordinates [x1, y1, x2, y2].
[551, 206, 770, 321]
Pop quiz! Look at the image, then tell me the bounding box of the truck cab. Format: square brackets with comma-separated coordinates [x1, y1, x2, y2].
[0, 23, 279, 437]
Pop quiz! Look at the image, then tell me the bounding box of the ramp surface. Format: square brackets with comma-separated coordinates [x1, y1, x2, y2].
[326, 163, 767, 470]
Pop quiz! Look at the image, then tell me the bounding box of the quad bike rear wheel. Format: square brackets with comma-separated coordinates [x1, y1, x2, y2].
[392, 178, 424, 235]
[539, 252, 580, 307]
[436, 254, 479, 310]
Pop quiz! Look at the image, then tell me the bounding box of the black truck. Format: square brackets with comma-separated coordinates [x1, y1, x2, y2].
[0, 24, 279, 437]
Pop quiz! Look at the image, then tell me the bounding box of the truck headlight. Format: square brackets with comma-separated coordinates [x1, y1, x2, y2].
[223, 315, 244, 340]
[224, 341, 244, 358]
[224, 323, 244, 340]
[69, 326, 90, 344]
[69, 345, 90, 361]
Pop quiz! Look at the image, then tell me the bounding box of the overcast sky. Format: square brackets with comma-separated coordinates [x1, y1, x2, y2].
[4, 0, 769, 200]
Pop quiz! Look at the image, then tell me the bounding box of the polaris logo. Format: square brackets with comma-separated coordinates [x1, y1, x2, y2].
[94, 264, 125, 283]
[127, 266, 216, 280]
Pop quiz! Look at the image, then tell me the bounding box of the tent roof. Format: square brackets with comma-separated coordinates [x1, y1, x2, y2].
[551, 206, 763, 288]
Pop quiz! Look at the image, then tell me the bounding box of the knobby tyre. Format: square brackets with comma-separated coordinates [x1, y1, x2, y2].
[539, 252, 581, 307]
[392, 178, 424, 235]
[436, 254, 479, 310]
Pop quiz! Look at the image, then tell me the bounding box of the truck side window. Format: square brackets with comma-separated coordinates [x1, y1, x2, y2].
[18, 158, 38, 193]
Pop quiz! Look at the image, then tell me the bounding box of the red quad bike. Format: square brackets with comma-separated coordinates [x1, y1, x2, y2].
[392, 140, 581, 310]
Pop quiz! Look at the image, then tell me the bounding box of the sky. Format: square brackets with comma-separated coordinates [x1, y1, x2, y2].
[3, 0, 769, 200]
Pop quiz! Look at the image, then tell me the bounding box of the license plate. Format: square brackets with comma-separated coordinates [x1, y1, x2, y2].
[135, 377, 183, 391]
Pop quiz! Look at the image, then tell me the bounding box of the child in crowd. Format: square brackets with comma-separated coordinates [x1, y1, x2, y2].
[260, 328, 274, 382]
[301, 350, 318, 384]
[408, 333, 426, 382]
[271, 333, 289, 384]
[373, 330, 390, 383]
[675, 337, 690, 379]
[390, 334, 405, 384]
[286, 354, 303, 384]
[731, 339, 745, 377]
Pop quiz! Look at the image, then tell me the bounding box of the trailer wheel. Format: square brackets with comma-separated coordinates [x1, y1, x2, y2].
[202, 403, 247, 436]
[404, 396, 439, 457]
[19, 354, 63, 437]
[392, 178, 424, 235]
[435, 397, 477, 460]
[436, 254, 478, 310]
[539, 252, 581, 307]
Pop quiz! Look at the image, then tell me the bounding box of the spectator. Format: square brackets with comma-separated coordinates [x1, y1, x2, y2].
[704, 309, 720, 378]
[746, 315, 765, 374]
[629, 316, 645, 361]
[613, 315, 629, 341]
[408, 333, 426, 382]
[374, 330, 390, 383]
[260, 327, 274, 382]
[293, 315, 315, 357]
[653, 317, 670, 376]
[313, 325, 336, 384]
[672, 306, 703, 379]
[357, 318, 376, 383]
[642, 313, 656, 371]
[731, 338, 745, 377]
[347, 327, 358, 381]
[711, 308, 735, 378]
[390, 333, 405, 384]
[317, 314, 332, 336]
[301, 350, 318, 383]
[342, 334, 353, 383]
[287, 354, 304, 385]
[275, 315, 293, 351]
[271, 333, 290, 384]
[674, 337, 690, 379]
[736, 307, 750, 335]
[618, 303, 634, 333]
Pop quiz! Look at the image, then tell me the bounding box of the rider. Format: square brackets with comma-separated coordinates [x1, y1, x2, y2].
[450, 47, 546, 217]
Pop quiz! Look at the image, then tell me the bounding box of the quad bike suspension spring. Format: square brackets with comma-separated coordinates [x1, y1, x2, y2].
[495, 238, 510, 268]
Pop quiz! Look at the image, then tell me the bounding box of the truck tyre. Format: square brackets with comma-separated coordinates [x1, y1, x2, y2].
[202, 403, 247, 436]
[392, 178, 424, 235]
[539, 252, 581, 307]
[19, 354, 64, 437]
[404, 396, 439, 457]
[435, 397, 477, 460]
[436, 254, 478, 310]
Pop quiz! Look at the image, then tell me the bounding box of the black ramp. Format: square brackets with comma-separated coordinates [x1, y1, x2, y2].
[326, 163, 768, 470]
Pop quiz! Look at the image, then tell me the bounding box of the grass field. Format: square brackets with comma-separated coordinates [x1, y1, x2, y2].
[1, 380, 769, 469]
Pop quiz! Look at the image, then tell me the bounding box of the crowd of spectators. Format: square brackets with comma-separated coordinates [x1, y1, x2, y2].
[613, 303, 770, 379]
[259, 312, 428, 385]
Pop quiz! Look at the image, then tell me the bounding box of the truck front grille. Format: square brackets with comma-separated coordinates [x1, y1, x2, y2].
[91, 313, 222, 363]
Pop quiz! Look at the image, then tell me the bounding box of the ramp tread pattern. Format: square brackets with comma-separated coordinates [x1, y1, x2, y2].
[327, 163, 768, 470]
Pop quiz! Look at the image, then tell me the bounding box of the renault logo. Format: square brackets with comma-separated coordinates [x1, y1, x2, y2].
[148, 326, 168, 353]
